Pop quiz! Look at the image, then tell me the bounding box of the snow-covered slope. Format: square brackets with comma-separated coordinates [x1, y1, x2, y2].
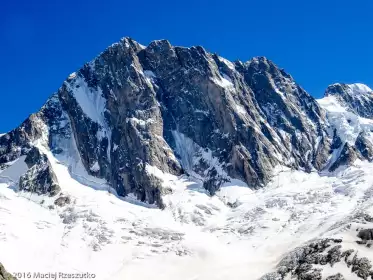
[319, 93, 373, 144]
[2, 150, 373, 279]
[317, 83, 373, 173]
[2, 37, 373, 279]
[324, 83, 373, 119]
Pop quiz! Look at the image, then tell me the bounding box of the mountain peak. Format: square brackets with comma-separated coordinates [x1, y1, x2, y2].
[245, 56, 271, 66]
[348, 83, 373, 93]
[148, 39, 172, 49]
[0, 36, 333, 205]
[3, 36, 373, 280]
[325, 83, 372, 97]
[323, 82, 373, 119]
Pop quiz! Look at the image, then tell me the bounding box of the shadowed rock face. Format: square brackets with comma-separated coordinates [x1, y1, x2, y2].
[355, 132, 373, 161]
[0, 37, 351, 206]
[19, 147, 60, 196]
[0, 114, 44, 166]
[0, 263, 16, 280]
[358, 229, 373, 241]
[329, 143, 359, 172]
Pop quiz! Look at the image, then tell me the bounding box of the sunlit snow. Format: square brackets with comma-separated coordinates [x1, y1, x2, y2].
[2, 147, 373, 279]
[318, 94, 373, 144]
[1, 84, 373, 279]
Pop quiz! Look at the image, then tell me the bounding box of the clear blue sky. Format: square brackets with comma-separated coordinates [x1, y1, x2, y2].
[2, 0, 373, 132]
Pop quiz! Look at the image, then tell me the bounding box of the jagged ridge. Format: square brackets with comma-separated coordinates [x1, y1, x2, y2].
[0, 37, 368, 207]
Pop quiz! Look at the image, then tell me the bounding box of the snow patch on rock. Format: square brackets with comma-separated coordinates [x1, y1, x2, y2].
[318, 95, 373, 144]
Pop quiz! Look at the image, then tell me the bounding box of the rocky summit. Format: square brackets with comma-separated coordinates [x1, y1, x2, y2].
[0, 37, 344, 206]
[2, 38, 373, 279]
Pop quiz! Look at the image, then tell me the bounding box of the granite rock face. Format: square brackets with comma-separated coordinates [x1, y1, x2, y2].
[19, 147, 60, 196]
[0, 37, 369, 206]
[0, 114, 45, 166]
[60, 38, 333, 201]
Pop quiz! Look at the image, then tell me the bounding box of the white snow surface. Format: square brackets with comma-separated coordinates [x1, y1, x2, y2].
[346, 83, 372, 95]
[0, 156, 28, 184]
[318, 94, 373, 144]
[217, 56, 235, 70]
[66, 76, 106, 126]
[2, 145, 373, 279]
[90, 161, 100, 172]
[212, 73, 234, 90]
[235, 104, 247, 116]
[143, 70, 156, 78]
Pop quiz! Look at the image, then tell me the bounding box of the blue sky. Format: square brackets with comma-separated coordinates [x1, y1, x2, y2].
[1, 0, 373, 132]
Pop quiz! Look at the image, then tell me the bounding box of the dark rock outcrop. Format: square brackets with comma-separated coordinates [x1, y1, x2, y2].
[262, 238, 373, 280]
[329, 143, 359, 172]
[355, 132, 373, 161]
[331, 128, 343, 150]
[326, 274, 345, 280]
[0, 114, 44, 165]
[19, 147, 60, 196]
[0, 263, 16, 280]
[358, 228, 373, 241]
[54, 195, 71, 207]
